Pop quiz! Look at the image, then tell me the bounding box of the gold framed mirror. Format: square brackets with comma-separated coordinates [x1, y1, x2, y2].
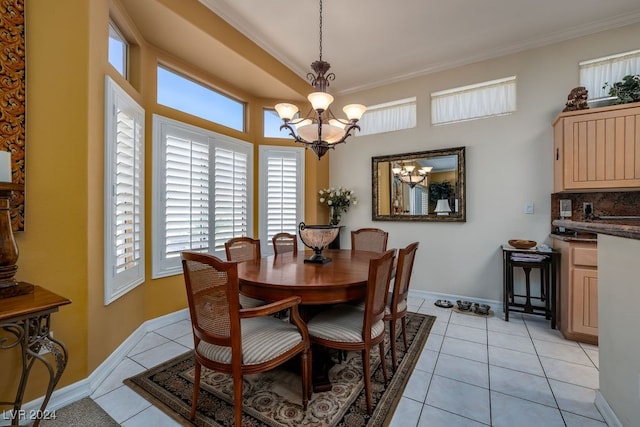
[371, 146, 466, 222]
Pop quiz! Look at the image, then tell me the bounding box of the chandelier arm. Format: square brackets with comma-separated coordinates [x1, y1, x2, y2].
[279, 122, 312, 145]
[329, 123, 361, 146]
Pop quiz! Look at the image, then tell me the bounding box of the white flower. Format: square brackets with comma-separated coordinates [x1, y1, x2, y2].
[328, 200, 333, 205]
[319, 197, 325, 203]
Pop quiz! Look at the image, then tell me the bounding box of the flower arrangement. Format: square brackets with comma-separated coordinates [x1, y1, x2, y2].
[318, 187, 357, 225]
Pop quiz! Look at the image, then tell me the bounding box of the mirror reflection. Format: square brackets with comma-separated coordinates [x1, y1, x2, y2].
[371, 147, 466, 222]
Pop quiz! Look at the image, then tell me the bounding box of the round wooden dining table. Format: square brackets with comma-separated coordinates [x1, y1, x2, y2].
[237, 249, 381, 305]
[237, 248, 383, 392]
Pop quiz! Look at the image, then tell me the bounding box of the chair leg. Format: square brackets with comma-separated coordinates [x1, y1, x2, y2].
[401, 316, 408, 351]
[379, 341, 388, 384]
[190, 360, 201, 420]
[362, 348, 373, 415]
[300, 350, 310, 409]
[389, 320, 398, 370]
[233, 373, 243, 427]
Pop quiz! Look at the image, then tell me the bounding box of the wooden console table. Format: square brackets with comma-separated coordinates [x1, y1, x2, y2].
[0, 284, 70, 426]
[502, 246, 560, 328]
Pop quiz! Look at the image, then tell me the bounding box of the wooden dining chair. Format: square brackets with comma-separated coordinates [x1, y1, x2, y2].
[306, 248, 395, 414]
[181, 251, 311, 427]
[224, 237, 265, 308]
[384, 241, 419, 370]
[272, 232, 298, 255]
[225, 236, 261, 262]
[351, 228, 389, 253]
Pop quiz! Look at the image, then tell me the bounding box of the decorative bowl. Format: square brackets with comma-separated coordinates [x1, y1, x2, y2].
[508, 239, 537, 249]
[298, 222, 340, 264]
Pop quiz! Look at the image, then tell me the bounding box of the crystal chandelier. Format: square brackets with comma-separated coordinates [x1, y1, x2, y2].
[392, 162, 433, 188]
[274, 0, 366, 160]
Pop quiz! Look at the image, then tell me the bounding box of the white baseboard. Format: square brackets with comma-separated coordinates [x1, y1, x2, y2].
[595, 390, 623, 427]
[0, 308, 189, 426]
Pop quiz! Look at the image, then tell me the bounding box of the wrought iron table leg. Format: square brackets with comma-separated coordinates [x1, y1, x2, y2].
[1, 313, 68, 427]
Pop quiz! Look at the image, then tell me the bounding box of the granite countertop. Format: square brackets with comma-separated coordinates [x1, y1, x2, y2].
[552, 219, 640, 240]
[549, 232, 597, 243]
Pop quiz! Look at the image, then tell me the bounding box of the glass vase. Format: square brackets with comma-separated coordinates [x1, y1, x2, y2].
[329, 207, 341, 226]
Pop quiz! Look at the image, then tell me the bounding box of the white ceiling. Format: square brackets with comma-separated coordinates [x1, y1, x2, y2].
[200, 0, 640, 95]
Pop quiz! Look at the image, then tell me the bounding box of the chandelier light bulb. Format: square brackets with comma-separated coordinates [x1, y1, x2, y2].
[275, 103, 299, 121]
[308, 92, 334, 111]
[343, 104, 367, 121]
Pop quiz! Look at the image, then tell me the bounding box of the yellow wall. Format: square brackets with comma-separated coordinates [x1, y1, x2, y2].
[2, 0, 329, 404]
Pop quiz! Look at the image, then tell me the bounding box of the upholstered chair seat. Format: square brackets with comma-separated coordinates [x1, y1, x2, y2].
[306, 305, 385, 343]
[239, 294, 266, 309]
[197, 316, 306, 365]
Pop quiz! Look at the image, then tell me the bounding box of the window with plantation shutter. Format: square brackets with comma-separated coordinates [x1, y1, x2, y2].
[104, 76, 145, 305]
[164, 132, 210, 259]
[152, 115, 253, 278]
[213, 147, 250, 251]
[258, 147, 304, 254]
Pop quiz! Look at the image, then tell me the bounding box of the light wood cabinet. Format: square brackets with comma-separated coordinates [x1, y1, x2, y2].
[552, 239, 598, 344]
[553, 103, 640, 192]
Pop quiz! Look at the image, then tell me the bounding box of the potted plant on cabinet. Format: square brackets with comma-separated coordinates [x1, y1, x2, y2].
[603, 74, 640, 104]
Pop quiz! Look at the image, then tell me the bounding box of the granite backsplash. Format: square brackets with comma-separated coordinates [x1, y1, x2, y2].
[551, 191, 640, 222]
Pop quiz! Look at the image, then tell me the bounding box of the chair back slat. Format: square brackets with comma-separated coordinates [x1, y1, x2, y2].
[351, 228, 389, 253]
[363, 249, 396, 334]
[182, 252, 240, 346]
[225, 237, 261, 262]
[272, 232, 297, 255]
[392, 242, 420, 312]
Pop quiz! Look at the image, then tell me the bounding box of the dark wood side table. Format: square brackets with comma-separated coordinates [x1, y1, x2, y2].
[502, 246, 560, 329]
[0, 284, 71, 426]
[327, 226, 345, 249]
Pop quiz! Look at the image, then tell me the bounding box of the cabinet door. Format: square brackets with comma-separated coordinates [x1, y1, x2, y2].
[563, 106, 640, 190]
[571, 268, 598, 336]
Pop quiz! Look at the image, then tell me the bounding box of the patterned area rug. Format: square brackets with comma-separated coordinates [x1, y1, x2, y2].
[125, 312, 435, 426]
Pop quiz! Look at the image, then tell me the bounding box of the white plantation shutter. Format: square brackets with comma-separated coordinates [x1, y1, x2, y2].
[152, 115, 253, 278]
[213, 148, 249, 251]
[164, 134, 210, 258]
[105, 76, 145, 305]
[259, 147, 304, 254]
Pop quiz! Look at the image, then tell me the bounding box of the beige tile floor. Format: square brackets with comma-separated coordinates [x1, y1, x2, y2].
[89, 297, 606, 427]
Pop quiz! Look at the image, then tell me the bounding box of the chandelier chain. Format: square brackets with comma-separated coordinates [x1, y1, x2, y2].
[274, 0, 366, 160]
[318, 0, 323, 61]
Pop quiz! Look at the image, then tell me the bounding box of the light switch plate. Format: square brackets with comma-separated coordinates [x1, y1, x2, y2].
[524, 202, 535, 214]
[560, 199, 572, 218]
